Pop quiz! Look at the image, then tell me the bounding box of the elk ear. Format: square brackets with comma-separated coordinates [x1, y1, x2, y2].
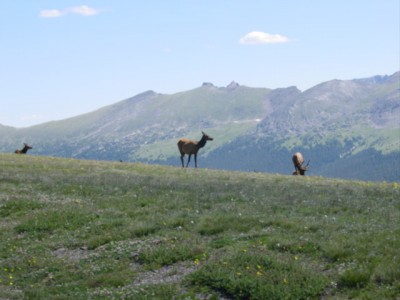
[201, 131, 205, 135]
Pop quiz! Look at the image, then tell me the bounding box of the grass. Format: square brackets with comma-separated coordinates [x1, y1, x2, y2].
[0, 154, 399, 299]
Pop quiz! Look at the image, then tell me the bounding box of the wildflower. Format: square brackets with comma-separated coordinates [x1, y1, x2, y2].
[242, 249, 247, 253]
[256, 271, 263, 276]
[283, 278, 288, 284]
[236, 272, 242, 276]
[246, 266, 250, 270]
[257, 265, 262, 270]
[294, 255, 299, 261]
[194, 258, 200, 265]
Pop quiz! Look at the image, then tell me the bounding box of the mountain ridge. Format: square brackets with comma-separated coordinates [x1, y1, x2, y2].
[1, 72, 399, 181]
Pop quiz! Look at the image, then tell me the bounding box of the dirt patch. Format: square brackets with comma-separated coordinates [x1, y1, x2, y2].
[131, 262, 232, 300]
[132, 261, 197, 286]
[52, 247, 90, 262]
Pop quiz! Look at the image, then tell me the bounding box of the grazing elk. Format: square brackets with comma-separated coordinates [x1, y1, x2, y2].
[292, 152, 310, 175]
[15, 143, 32, 154]
[177, 131, 213, 168]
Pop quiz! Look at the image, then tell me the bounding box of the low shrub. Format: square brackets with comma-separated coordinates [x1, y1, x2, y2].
[339, 268, 371, 289]
[188, 249, 328, 299]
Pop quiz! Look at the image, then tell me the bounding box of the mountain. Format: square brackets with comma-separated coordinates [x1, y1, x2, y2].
[0, 82, 273, 160]
[203, 72, 400, 181]
[1, 73, 399, 181]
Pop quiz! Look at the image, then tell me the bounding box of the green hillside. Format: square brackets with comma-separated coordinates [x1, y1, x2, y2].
[1, 154, 399, 299]
[0, 85, 271, 161]
[0, 72, 398, 181]
[203, 131, 400, 182]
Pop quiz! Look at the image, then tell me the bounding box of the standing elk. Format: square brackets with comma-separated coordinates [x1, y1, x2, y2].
[177, 131, 213, 168]
[15, 143, 32, 154]
[292, 152, 310, 175]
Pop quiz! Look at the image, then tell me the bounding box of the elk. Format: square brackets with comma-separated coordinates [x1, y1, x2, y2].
[292, 152, 310, 175]
[177, 131, 213, 168]
[15, 143, 32, 154]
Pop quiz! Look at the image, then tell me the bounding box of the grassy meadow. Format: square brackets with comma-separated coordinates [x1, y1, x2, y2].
[0, 154, 399, 299]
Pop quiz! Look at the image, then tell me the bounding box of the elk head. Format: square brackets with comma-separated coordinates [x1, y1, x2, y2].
[201, 131, 214, 141]
[292, 152, 310, 176]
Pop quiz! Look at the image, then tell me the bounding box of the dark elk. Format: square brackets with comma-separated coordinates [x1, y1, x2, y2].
[292, 152, 310, 175]
[177, 131, 213, 168]
[15, 143, 32, 154]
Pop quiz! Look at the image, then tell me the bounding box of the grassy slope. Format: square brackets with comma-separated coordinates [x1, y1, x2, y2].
[0, 154, 399, 299]
[134, 122, 257, 161]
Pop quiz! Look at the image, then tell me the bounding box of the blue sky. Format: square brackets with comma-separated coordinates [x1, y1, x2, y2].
[1, 1, 399, 128]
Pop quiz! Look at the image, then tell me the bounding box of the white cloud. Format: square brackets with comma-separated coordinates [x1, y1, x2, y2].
[239, 31, 289, 45]
[39, 9, 64, 18]
[39, 5, 102, 18]
[68, 6, 102, 16]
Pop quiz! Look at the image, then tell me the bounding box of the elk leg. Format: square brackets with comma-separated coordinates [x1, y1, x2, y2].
[180, 155, 184, 168]
[186, 154, 191, 167]
[194, 154, 197, 168]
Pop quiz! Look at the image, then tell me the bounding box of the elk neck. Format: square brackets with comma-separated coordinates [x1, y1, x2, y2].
[197, 136, 208, 149]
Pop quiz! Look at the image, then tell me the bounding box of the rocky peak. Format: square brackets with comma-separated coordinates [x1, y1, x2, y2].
[227, 81, 240, 90]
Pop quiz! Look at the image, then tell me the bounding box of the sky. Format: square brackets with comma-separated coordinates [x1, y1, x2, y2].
[1, 1, 399, 128]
